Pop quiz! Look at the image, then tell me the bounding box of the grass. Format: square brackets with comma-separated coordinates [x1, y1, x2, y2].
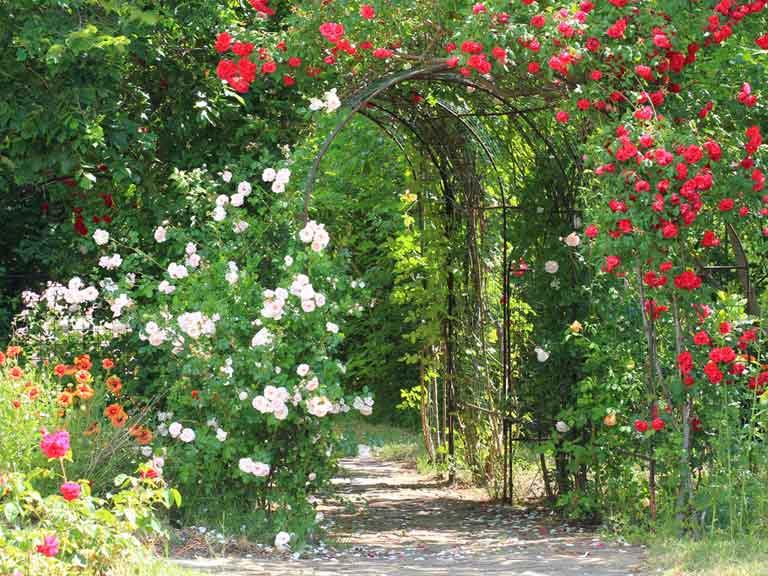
[337, 417, 426, 462]
[650, 535, 768, 576]
[111, 553, 201, 576]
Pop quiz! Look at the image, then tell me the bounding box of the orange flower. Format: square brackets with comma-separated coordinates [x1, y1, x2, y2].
[102, 358, 115, 370]
[104, 403, 124, 419]
[53, 364, 68, 377]
[57, 391, 74, 408]
[75, 354, 92, 371]
[83, 422, 100, 437]
[26, 386, 40, 401]
[129, 425, 153, 445]
[6, 346, 22, 358]
[76, 384, 94, 400]
[74, 369, 92, 384]
[11, 399, 20, 409]
[110, 411, 128, 428]
[8, 366, 24, 380]
[106, 375, 122, 396]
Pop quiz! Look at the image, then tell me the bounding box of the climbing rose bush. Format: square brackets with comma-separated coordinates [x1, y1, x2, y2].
[15, 165, 374, 542]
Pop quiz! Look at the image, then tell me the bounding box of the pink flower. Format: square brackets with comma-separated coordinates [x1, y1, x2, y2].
[36, 534, 60, 557]
[40, 430, 70, 459]
[60, 482, 81, 501]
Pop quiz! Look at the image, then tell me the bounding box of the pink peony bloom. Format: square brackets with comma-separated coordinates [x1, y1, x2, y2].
[36, 534, 60, 557]
[40, 431, 70, 459]
[59, 482, 81, 501]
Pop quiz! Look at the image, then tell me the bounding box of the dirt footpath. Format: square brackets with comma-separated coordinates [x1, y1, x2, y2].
[176, 458, 646, 576]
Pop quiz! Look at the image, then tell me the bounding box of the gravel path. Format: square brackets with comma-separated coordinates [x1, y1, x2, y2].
[176, 458, 646, 575]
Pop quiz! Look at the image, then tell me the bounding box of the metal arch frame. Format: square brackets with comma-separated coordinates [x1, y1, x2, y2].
[301, 67, 581, 497]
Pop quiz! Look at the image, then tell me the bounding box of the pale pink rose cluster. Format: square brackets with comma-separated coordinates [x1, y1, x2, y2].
[306, 395, 333, 418]
[262, 167, 291, 193]
[352, 395, 375, 416]
[238, 457, 270, 477]
[251, 327, 273, 347]
[298, 220, 330, 252]
[289, 274, 325, 313]
[177, 311, 218, 339]
[184, 242, 201, 269]
[261, 288, 289, 320]
[169, 421, 196, 443]
[251, 385, 299, 420]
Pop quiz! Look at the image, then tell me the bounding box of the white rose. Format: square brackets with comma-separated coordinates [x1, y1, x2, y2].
[535, 346, 550, 363]
[556, 421, 570, 433]
[262, 168, 277, 182]
[168, 422, 183, 438]
[274, 531, 291, 550]
[221, 170, 233, 183]
[564, 232, 581, 247]
[179, 428, 196, 443]
[213, 206, 227, 222]
[544, 260, 559, 274]
[238, 181, 252, 196]
[92, 229, 110, 245]
[154, 226, 167, 243]
[216, 429, 228, 442]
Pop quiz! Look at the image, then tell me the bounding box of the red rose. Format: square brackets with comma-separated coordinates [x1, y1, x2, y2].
[360, 4, 375, 19]
[651, 417, 665, 432]
[215, 32, 232, 53]
[634, 419, 649, 433]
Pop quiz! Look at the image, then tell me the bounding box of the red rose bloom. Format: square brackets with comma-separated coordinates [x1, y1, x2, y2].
[634, 419, 649, 433]
[651, 417, 665, 432]
[360, 4, 375, 19]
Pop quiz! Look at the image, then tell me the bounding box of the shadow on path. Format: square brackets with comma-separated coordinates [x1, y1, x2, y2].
[177, 458, 646, 575]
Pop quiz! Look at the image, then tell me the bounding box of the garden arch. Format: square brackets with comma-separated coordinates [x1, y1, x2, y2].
[302, 66, 587, 501]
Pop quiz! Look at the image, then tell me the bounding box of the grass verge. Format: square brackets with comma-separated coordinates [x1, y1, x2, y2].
[649, 535, 768, 576]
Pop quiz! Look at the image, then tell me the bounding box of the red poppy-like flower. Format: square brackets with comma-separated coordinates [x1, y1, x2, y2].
[53, 363, 68, 377]
[102, 358, 115, 370]
[8, 366, 23, 380]
[6, 346, 21, 358]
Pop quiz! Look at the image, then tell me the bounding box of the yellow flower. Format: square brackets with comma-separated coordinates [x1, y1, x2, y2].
[569, 320, 583, 334]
